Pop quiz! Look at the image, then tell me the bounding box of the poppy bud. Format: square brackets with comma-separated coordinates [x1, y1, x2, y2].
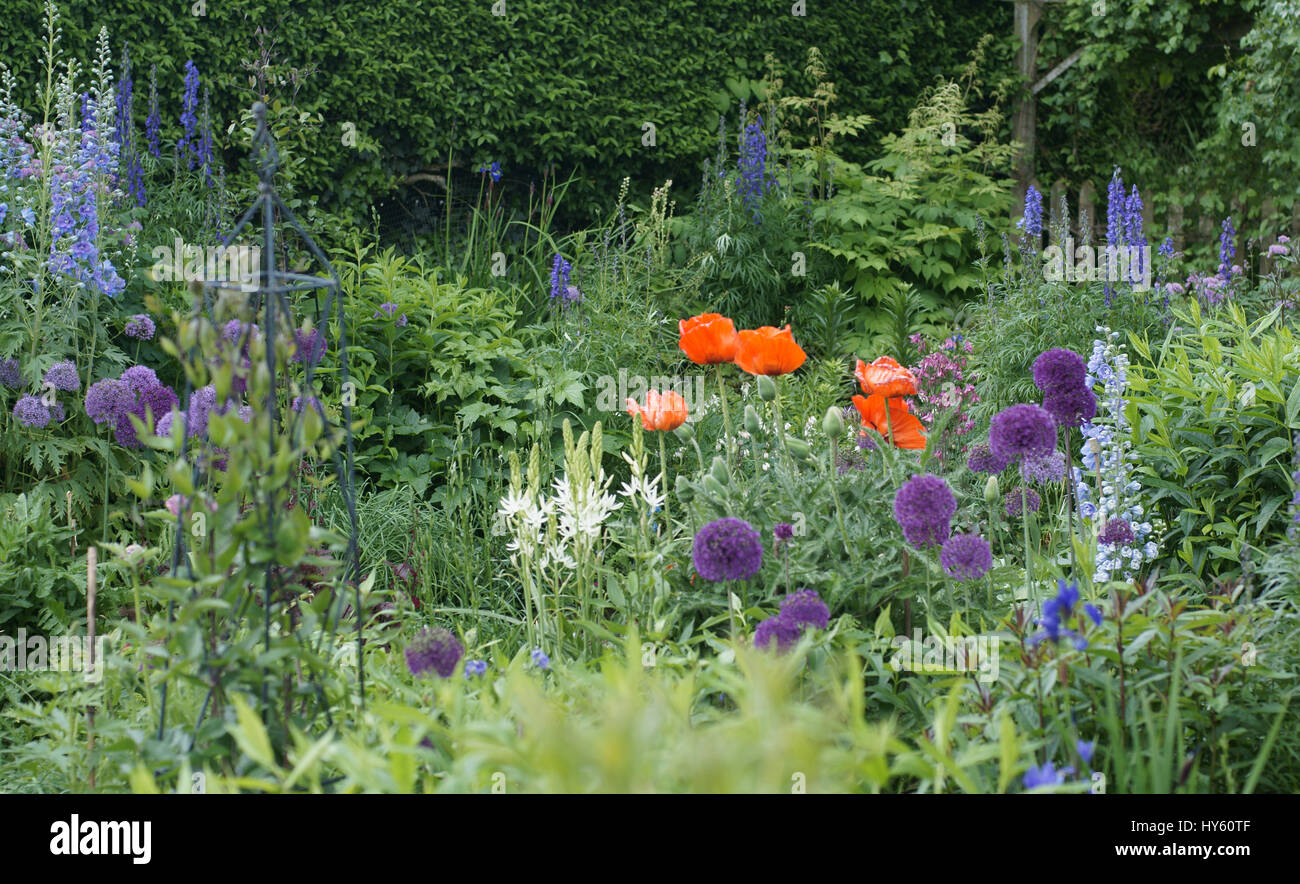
[757, 374, 777, 402]
[703, 475, 727, 498]
[674, 422, 695, 442]
[709, 455, 730, 486]
[984, 474, 1000, 508]
[822, 405, 844, 438]
[675, 474, 694, 502]
[786, 437, 812, 460]
[743, 405, 763, 436]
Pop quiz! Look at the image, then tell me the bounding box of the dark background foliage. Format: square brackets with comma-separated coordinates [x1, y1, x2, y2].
[0, 0, 1008, 233]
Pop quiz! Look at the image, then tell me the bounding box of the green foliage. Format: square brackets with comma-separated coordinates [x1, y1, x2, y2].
[1127, 300, 1300, 586]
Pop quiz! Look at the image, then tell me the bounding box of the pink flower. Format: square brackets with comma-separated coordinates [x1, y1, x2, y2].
[1279, 235, 1291, 244]
[1269, 244, 1288, 256]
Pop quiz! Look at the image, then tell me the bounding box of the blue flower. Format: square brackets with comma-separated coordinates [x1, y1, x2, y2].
[477, 161, 502, 182]
[464, 659, 488, 678]
[1084, 603, 1102, 625]
[530, 648, 550, 669]
[1077, 740, 1096, 766]
[1023, 761, 1074, 790]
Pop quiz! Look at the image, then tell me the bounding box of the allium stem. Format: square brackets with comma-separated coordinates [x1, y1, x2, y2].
[1022, 485, 1035, 604]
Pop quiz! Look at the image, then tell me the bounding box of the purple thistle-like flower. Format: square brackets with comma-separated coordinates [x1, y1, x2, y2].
[125, 314, 156, 340]
[940, 533, 993, 581]
[893, 474, 957, 550]
[1005, 487, 1041, 518]
[13, 395, 51, 429]
[1041, 385, 1097, 429]
[1020, 450, 1065, 485]
[1032, 348, 1086, 397]
[774, 522, 795, 544]
[967, 441, 1011, 474]
[186, 385, 217, 438]
[43, 360, 80, 392]
[989, 404, 1057, 463]
[120, 365, 161, 395]
[0, 358, 22, 389]
[779, 589, 830, 630]
[405, 627, 464, 678]
[753, 614, 801, 652]
[1098, 518, 1135, 546]
[692, 517, 764, 581]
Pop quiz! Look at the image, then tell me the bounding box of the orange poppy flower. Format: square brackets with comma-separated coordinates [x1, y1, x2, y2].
[851, 393, 927, 450]
[679, 313, 740, 364]
[855, 356, 918, 397]
[626, 390, 689, 431]
[734, 325, 807, 376]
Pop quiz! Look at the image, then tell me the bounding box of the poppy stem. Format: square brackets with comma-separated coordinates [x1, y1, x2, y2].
[658, 430, 670, 531]
[883, 399, 899, 490]
[716, 364, 734, 472]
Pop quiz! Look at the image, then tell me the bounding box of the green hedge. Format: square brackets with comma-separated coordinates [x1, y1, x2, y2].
[0, 0, 1008, 228]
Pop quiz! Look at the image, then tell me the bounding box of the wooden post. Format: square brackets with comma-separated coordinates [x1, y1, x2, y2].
[1168, 191, 1184, 252]
[1011, 1, 1045, 210]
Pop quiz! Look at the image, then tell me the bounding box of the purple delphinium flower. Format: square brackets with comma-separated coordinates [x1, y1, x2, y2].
[1041, 384, 1097, 429]
[0, 357, 24, 389]
[13, 395, 51, 429]
[43, 360, 80, 392]
[692, 517, 763, 581]
[1077, 740, 1096, 766]
[549, 253, 573, 304]
[125, 314, 156, 340]
[1005, 487, 1041, 518]
[779, 589, 830, 630]
[753, 614, 801, 652]
[179, 61, 201, 170]
[1125, 185, 1145, 285]
[1220, 217, 1236, 288]
[940, 533, 993, 581]
[967, 441, 1011, 475]
[1104, 167, 1125, 307]
[989, 404, 1057, 463]
[893, 474, 957, 550]
[145, 64, 161, 159]
[738, 114, 769, 224]
[1020, 450, 1065, 485]
[1032, 348, 1087, 397]
[464, 659, 488, 678]
[1022, 184, 1044, 237]
[405, 627, 464, 678]
[1084, 603, 1103, 626]
[1098, 518, 1135, 546]
[291, 395, 322, 414]
[774, 522, 795, 544]
[531, 647, 550, 669]
[1024, 761, 1073, 790]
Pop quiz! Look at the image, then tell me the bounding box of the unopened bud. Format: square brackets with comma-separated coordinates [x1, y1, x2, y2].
[757, 374, 777, 402]
[822, 406, 844, 438]
[743, 405, 763, 436]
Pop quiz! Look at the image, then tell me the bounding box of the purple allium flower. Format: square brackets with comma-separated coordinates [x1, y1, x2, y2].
[43, 360, 80, 392]
[692, 517, 764, 581]
[779, 589, 830, 630]
[1005, 487, 1041, 518]
[774, 522, 795, 544]
[531, 647, 550, 669]
[1041, 385, 1097, 429]
[753, 614, 801, 652]
[186, 385, 217, 437]
[940, 533, 993, 581]
[125, 314, 156, 340]
[291, 327, 326, 365]
[1020, 450, 1065, 485]
[405, 627, 464, 678]
[155, 409, 183, 437]
[1032, 348, 1087, 397]
[465, 659, 488, 678]
[893, 474, 957, 550]
[85, 378, 129, 423]
[967, 441, 1011, 475]
[0, 357, 23, 389]
[1024, 761, 1073, 790]
[13, 395, 51, 429]
[222, 319, 260, 349]
[989, 403, 1057, 463]
[1098, 518, 1135, 546]
[120, 365, 161, 395]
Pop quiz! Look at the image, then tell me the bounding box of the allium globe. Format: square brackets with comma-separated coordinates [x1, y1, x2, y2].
[1032, 348, 1087, 396]
[989, 403, 1057, 463]
[405, 627, 464, 678]
[940, 533, 993, 581]
[893, 474, 957, 549]
[779, 589, 830, 630]
[753, 615, 801, 652]
[692, 517, 764, 581]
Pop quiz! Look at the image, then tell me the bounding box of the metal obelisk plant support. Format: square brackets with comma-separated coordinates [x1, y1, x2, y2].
[157, 102, 362, 755]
